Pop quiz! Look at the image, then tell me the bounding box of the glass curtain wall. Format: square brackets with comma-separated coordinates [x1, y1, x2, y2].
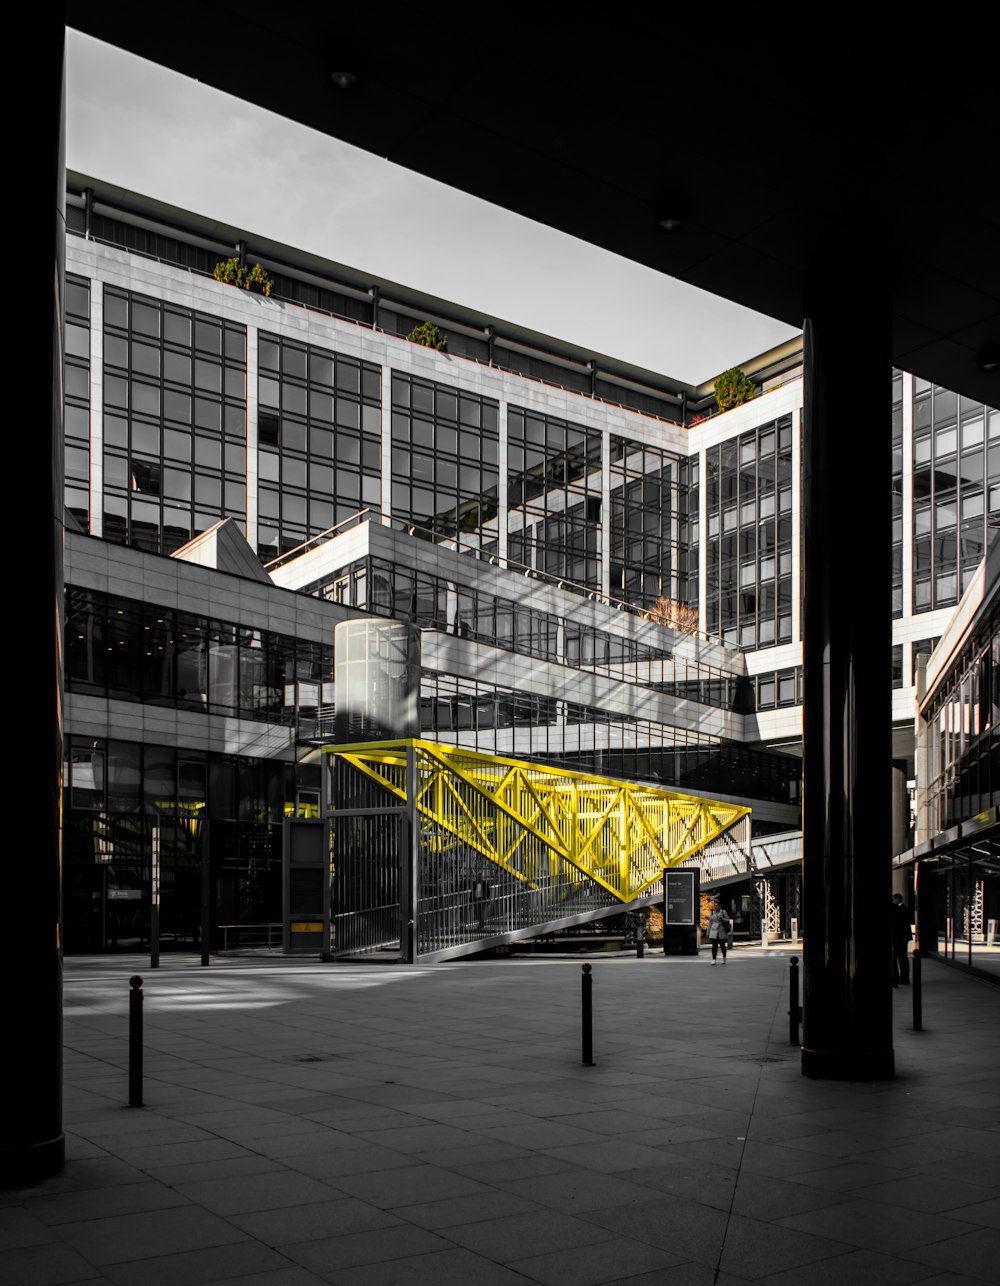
[65, 274, 91, 530]
[257, 331, 381, 559]
[390, 372, 499, 546]
[913, 380, 999, 612]
[609, 436, 689, 613]
[923, 608, 999, 831]
[705, 416, 793, 648]
[508, 407, 602, 586]
[102, 287, 248, 554]
[66, 587, 334, 726]
[62, 737, 315, 954]
[892, 370, 904, 617]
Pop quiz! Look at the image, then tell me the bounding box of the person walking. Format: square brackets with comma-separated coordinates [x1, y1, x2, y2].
[891, 892, 912, 986]
[707, 899, 731, 964]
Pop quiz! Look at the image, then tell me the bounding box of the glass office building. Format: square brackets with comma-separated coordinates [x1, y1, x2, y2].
[59, 180, 998, 953]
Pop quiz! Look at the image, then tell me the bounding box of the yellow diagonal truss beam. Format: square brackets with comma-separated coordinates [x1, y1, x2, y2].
[326, 739, 751, 903]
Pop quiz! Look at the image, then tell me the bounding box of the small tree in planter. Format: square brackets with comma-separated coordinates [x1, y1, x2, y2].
[213, 257, 273, 297]
[645, 595, 699, 635]
[714, 366, 756, 412]
[407, 321, 447, 351]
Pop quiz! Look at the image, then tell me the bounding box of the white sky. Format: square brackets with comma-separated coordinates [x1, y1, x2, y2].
[66, 29, 800, 387]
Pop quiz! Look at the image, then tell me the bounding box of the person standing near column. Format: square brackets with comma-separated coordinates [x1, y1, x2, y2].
[891, 892, 912, 986]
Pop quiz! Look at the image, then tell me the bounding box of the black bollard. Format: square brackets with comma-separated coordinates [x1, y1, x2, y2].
[788, 956, 801, 1045]
[581, 963, 594, 1066]
[912, 948, 922, 1032]
[129, 975, 143, 1107]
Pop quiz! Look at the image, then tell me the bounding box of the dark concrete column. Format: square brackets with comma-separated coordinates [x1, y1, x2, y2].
[1, 17, 66, 1183]
[800, 262, 894, 1080]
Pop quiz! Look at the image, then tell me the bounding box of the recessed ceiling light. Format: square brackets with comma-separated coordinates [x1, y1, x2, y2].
[325, 47, 362, 91]
[977, 346, 1000, 374]
[654, 194, 686, 235]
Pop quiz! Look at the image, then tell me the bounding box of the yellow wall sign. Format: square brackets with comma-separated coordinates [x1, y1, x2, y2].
[290, 921, 324, 933]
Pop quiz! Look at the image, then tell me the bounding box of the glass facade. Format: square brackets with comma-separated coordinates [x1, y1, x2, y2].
[610, 435, 689, 612]
[66, 587, 334, 725]
[913, 378, 999, 612]
[922, 607, 999, 832]
[892, 370, 904, 618]
[508, 406, 601, 585]
[63, 736, 319, 955]
[101, 286, 247, 553]
[418, 671, 800, 806]
[258, 331, 381, 559]
[705, 416, 794, 648]
[64, 274, 91, 530]
[390, 372, 499, 545]
[316, 554, 755, 711]
[687, 455, 700, 614]
[754, 665, 803, 711]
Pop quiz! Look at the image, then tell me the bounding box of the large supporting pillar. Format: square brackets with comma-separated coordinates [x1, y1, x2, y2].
[1, 16, 66, 1183]
[801, 261, 894, 1080]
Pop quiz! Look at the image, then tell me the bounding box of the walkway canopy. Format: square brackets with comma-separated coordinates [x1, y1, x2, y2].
[325, 739, 750, 961]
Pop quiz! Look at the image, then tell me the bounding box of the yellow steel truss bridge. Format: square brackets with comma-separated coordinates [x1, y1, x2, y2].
[327, 739, 750, 904]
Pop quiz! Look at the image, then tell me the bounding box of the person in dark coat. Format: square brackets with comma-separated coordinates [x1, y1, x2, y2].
[891, 892, 912, 986]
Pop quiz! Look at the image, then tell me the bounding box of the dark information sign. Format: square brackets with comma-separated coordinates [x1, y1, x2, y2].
[664, 869, 696, 925]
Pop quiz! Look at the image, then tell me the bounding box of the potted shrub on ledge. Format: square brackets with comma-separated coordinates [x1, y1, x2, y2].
[214, 257, 274, 297]
[714, 366, 756, 412]
[407, 321, 448, 352]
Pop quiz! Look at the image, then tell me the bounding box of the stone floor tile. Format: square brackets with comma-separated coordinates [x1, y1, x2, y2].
[111, 1138, 255, 1170]
[390, 1189, 540, 1229]
[282, 1147, 420, 1181]
[942, 1197, 1000, 1228]
[756, 1248, 943, 1286]
[897, 1227, 1000, 1280]
[350, 1123, 482, 1155]
[0, 1241, 104, 1285]
[509, 1236, 685, 1286]
[139, 1155, 286, 1187]
[716, 1213, 853, 1278]
[0, 1208, 64, 1250]
[776, 1198, 977, 1254]
[450, 1153, 571, 1184]
[729, 1140, 846, 1180]
[623, 1162, 737, 1211]
[489, 1167, 658, 1214]
[228, 1197, 399, 1245]
[444, 1208, 617, 1262]
[173, 1170, 345, 1216]
[280, 1224, 450, 1273]
[542, 1139, 672, 1173]
[202, 1271, 327, 1286]
[100, 1240, 288, 1286]
[325, 1164, 488, 1209]
[586, 1196, 729, 1264]
[318, 1246, 535, 1286]
[731, 1173, 849, 1222]
[24, 1182, 189, 1226]
[57, 1206, 247, 1267]
[843, 1173, 993, 1215]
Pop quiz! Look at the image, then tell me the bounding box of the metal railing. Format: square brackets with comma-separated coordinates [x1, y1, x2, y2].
[219, 923, 282, 951]
[266, 508, 722, 646]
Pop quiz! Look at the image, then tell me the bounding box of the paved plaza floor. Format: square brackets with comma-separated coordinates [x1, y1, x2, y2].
[3, 948, 998, 1286]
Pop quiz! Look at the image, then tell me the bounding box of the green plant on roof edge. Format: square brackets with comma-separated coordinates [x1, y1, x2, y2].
[213, 257, 273, 297]
[407, 321, 448, 351]
[714, 366, 756, 411]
